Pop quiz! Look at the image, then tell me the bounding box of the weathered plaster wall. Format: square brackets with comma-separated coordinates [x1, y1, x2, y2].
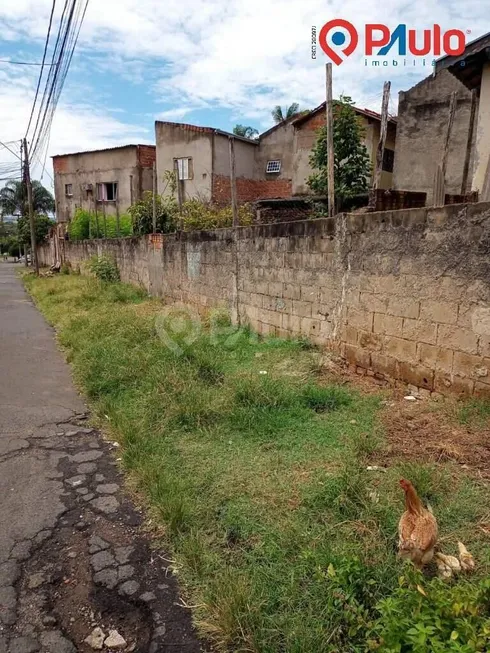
[292, 112, 396, 195]
[53, 146, 153, 223]
[472, 62, 490, 194]
[155, 122, 213, 202]
[393, 70, 478, 204]
[212, 133, 256, 178]
[40, 202, 490, 397]
[255, 123, 295, 183]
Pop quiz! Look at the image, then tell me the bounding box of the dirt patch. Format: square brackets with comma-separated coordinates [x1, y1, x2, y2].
[376, 398, 490, 479]
[316, 355, 490, 479]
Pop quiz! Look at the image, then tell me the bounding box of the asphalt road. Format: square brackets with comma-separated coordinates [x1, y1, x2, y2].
[0, 264, 202, 653]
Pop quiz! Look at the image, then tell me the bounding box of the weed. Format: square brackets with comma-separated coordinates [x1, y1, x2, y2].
[23, 273, 490, 653]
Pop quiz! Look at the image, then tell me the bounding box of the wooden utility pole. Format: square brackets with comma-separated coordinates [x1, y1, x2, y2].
[369, 81, 391, 210]
[441, 91, 457, 183]
[433, 91, 457, 206]
[461, 89, 477, 196]
[22, 138, 39, 275]
[152, 162, 157, 233]
[229, 137, 238, 226]
[173, 159, 183, 231]
[326, 63, 335, 217]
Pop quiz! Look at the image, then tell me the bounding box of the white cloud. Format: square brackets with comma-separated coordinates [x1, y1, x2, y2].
[0, 0, 489, 180]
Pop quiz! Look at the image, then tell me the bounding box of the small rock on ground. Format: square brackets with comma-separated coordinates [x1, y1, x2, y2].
[114, 546, 133, 564]
[90, 551, 115, 572]
[89, 535, 110, 551]
[40, 631, 76, 653]
[118, 580, 140, 596]
[84, 627, 105, 650]
[72, 450, 103, 463]
[96, 483, 119, 495]
[140, 591, 156, 603]
[0, 561, 19, 586]
[77, 462, 97, 474]
[104, 630, 126, 649]
[9, 636, 40, 653]
[93, 568, 118, 590]
[90, 496, 119, 514]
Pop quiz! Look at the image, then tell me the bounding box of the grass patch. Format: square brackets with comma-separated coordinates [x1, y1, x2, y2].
[458, 398, 490, 428]
[24, 273, 490, 652]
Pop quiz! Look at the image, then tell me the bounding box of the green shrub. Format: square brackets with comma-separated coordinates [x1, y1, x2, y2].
[87, 255, 120, 282]
[368, 573, 490, 652]
[128, 191, 177, 235]
[181, 199, 254, 231]
[68, 208, 132, 240]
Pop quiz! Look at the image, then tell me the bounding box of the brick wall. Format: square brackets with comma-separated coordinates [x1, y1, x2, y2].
[212, 174, 292, 204]
[137, 145, 156, 169]
[38, 201, 490, 397]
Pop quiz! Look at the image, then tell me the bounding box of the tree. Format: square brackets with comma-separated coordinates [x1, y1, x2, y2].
[233, 124, 259, 139]
[0, 180, 55, 218]
[17, 214, 55, 245]
[271, 103, 301, 124]
[307, 96, 371, 208]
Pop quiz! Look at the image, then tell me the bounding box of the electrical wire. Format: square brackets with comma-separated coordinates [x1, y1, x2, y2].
[25, 0, 57, 138]
[0, 59, 56, 66]
[33, 0, 90, 161]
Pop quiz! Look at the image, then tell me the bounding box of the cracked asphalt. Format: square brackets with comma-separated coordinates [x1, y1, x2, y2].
[0, 264, 203, 653]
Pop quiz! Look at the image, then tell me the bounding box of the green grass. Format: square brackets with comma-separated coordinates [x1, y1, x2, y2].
[23, 273, 490, 653]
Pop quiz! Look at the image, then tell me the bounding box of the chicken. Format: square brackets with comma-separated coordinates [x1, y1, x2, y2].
[398, 479, 438, 569]
[458, 541, 475, 572]
[435, 552, 461, 579]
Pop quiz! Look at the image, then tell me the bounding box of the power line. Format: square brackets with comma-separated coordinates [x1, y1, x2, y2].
[0, 59, 56, 66]
[0, 139, 21, 161]
[25, 0, 57, 138]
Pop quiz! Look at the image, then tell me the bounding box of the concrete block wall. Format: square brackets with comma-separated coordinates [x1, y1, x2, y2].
[38, 201, 490, 397]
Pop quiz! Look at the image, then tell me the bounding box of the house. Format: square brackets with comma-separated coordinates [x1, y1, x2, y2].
[155, 122, 292, 205]
[155, 106, 396, 206]
[290, 104, 397, 194]
[393, 31, 490, 203]
[52, 144, 156, 222]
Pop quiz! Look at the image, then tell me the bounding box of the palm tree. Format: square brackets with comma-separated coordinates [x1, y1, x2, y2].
[0, 180, 55, 218]
[233, 124, 259, 139]
[271, 103, 301, 124]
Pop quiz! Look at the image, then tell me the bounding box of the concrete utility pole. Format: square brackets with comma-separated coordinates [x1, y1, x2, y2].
[326, 63, 335, 217]
[22, 138, 39, 275]
[173, 159, 184, 231]
[229, 137, 238, 227]
[369, 80, 391, 210]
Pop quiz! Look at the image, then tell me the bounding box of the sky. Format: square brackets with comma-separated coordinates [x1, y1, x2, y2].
[0, 0, 489, 190]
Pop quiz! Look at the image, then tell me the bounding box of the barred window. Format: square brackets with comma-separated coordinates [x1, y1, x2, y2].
[266, 160, 281, 174]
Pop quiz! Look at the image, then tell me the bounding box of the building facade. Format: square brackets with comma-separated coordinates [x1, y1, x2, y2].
[52, 144, 156, 223]
[155, 106, 396, 206]
[392, 70, 477, 204]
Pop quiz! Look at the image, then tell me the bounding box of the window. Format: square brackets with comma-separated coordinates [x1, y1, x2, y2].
[96, 182, 118, 201]
[266, 160, 281, 174]
[382, 148, 395, 173]
[65, 184, 73, 197]
[175, 158, 193, 180]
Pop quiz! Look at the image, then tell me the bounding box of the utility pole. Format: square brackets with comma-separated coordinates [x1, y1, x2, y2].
[461, 89, 477, 196]
[22, 138, 38, 275]
[229, 137, 238, 226]
[326, 63, 335, 217]
[152, 162, 157, 233]
[369, 80, 391, 210]
[173, 159, 183, 231]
